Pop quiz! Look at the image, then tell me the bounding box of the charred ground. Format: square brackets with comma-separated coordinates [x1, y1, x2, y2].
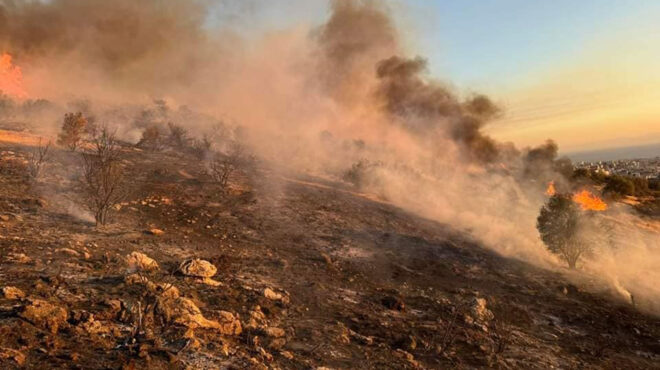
[0, 131, 659, 369]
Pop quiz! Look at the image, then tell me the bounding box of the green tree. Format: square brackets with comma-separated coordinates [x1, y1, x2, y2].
[603, 175, 635, 198]
[537, 195, 590, 269]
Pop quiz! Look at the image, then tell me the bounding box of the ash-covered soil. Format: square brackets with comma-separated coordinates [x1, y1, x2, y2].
[0, 137, 659, 369]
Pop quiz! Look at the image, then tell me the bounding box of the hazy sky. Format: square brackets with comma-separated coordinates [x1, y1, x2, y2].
[212, 1, 660, 152]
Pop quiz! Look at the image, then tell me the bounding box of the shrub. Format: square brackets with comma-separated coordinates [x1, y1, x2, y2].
[603, 175, 635, 198]
[138, 125, 164, 152]
[57, 112, 87, 151]
[343, 159, 382, 188]
[79, 128, 126, 226]
[167, 122, 190, 149]
[27, 139, 52, 180]
[190, 134, 213, 160]
[209, 142, 244, 189]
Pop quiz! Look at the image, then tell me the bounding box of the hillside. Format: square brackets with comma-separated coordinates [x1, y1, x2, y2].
[0, 131, 659, 369]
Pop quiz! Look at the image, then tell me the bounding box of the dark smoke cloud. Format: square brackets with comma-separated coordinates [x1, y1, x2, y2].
[315, 0, 399, 101]
[375, 55, 501, 162]
[0, 0, 212, 90]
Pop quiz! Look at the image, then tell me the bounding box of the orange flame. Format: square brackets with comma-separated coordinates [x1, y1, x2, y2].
[572, 190, 608, 211]
[0, 53, 28, 99]
[545, 181, 556, 196]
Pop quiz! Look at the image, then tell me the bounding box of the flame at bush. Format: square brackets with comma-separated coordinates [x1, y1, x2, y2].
[545, 181, 556, 196]
[572, 190, 608, 211]
[0, 53, 28, 99]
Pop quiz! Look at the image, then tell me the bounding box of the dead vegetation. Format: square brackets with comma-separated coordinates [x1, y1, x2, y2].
[26, 138, 51, 180]
[209, 142, 245, 189]
[79, 127, 127, 226]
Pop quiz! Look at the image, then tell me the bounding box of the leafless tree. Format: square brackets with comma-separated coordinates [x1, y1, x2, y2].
[27, 138, 52, 180]
[79, 127, 126, 226]
[57, 112, 87, 151]
[209, 142, 244, 189]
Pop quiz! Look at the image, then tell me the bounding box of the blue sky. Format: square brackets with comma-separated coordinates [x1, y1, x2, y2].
[400, 1, 659, 90]
[210, 0, 657, 89]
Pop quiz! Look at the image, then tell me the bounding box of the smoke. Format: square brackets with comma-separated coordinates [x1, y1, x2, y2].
[1, 0, 658, 313]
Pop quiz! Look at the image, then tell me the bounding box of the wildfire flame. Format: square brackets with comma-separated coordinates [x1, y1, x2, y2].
[572, 190, 608, 211]
[0, 53, 28, 99]
[545, 181, 556, 196]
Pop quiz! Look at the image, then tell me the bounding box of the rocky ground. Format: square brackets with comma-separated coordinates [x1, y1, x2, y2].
[0, 131, 659, 369]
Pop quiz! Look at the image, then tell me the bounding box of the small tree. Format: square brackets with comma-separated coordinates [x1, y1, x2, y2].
[209, 142, 244, 189]
[79, 127, 126, 226]
[537, 194, 591, 269]
[138, 125, 164, 152]
[190, 134, 213, 160]
[57, 112, 87, 151]
[167, 122, 190, 149]
[27, 138, 52, 180]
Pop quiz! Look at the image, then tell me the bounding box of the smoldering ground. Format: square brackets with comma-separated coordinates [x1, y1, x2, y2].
[1, 0, 658, 313]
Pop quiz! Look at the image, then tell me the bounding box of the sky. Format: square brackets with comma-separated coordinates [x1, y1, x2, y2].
[215, 0, 660, 153]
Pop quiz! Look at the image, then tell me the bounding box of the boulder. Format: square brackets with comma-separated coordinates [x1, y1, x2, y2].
[126, 252, 159, 272]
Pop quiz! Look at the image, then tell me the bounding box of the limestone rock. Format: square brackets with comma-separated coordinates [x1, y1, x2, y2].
[126, 252, 159, 272]
[7, 253, 31, 264]
[217, 310, 243, 336]
[146, 228, 164, 236]
[264, 327, 285, 338]
[471, 297, 494, 322]
[1, 286, 25, 300]
[0, 347, 25, 366]
[156, 297, 241, 335]
[264, 288, 290, 304]
[19, 299, 68, 334]
[178, 258, 217, 278]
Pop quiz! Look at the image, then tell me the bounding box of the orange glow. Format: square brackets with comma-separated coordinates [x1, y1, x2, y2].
[545, 181, 556, 196]
[0, 53, 28, 99]
[572, 190, 608, 211]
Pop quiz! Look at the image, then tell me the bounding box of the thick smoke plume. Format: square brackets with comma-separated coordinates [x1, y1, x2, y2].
[1, 0, 658, 313]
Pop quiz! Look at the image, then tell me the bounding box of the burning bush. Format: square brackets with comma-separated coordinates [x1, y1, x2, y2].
[537, 194, 593, 269]
[57, 112, 88, 151]
[79, 127, 127, 226]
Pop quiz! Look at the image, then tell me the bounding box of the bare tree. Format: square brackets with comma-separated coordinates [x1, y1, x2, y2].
[209, 142, 244, 189]
[27, 138, 52, 180]
[79, 127, 126, 226]
[57, 112, 87, 151]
